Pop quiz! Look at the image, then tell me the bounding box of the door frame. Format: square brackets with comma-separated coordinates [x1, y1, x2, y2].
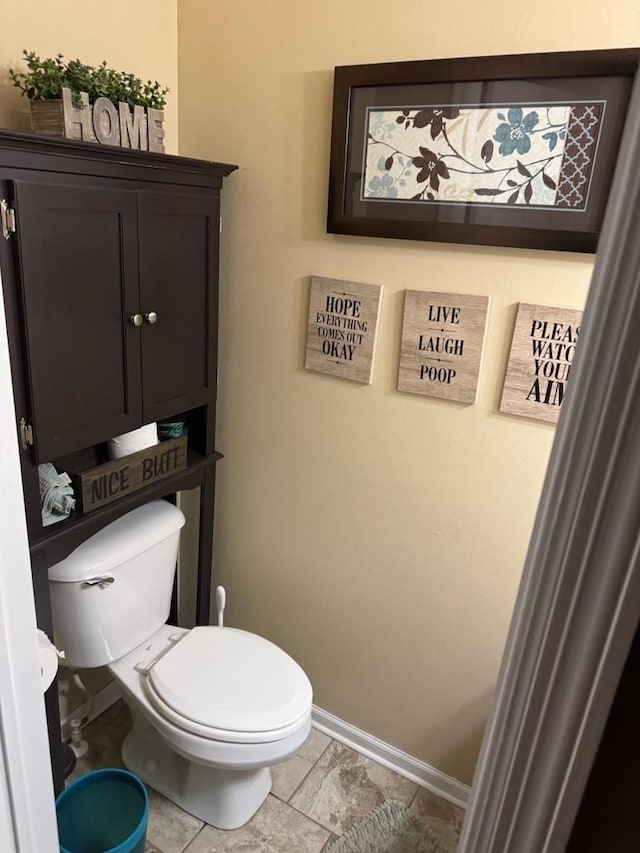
[458, 70, 640, 853]
[0, 269, 58, 852]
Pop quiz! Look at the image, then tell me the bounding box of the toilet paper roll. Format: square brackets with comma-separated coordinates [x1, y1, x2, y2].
[37, 630, 59, 693]
[108, 423, 158, 460]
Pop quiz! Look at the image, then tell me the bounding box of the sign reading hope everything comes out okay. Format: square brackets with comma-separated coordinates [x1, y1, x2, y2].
[398, 290, 490, 404]
[500, 302, 583, 423]
[305, 275, 383, 383]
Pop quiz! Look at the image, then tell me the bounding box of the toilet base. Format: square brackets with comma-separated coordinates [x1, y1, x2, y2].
[121, 706, 272, 830]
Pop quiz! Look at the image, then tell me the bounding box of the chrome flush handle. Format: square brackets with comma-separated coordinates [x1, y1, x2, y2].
[83, 576, 115, 588]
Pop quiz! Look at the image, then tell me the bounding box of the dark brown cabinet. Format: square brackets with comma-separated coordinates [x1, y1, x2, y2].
[0, 129, 235, 795]
[14, 180, 142, 460]
[13, 180, 221, 462]
[137, 190, 220, 424]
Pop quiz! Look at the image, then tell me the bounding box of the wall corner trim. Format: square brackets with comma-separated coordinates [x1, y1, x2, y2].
[312, 705, 470, 809]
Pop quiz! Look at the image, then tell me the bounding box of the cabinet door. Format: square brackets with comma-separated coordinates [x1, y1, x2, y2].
[137, 190, 220, 423]
[13, 181, 142, 461]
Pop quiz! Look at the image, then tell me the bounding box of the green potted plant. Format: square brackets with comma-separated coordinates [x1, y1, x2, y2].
[9, 50, 169, 142]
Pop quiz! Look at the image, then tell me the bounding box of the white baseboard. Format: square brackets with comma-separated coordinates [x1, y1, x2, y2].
[60, 679, 121, 742]
[312, 705, 470, 810]
[59, 684, 470, 809]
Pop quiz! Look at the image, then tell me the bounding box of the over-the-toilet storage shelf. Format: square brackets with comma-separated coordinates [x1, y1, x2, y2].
[0, 128, 236, 794]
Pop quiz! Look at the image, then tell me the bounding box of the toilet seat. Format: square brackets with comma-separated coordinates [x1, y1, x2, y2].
[142, 626, 313, 744]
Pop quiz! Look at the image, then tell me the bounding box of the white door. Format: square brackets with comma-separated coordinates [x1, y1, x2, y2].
[0, 270, 58, 852]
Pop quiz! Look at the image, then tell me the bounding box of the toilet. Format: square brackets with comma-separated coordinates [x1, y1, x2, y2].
[48, 500, 313, 829]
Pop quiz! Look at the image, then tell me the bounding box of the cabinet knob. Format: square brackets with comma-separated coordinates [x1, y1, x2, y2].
[128, 313, 143, 327]
[144, 311, 158, 325]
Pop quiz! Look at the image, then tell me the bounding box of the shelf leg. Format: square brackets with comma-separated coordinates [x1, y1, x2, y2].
[195, 468, 216, 625]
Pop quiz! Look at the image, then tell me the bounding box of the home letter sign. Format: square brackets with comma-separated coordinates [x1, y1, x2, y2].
[62, 87, 165, 153]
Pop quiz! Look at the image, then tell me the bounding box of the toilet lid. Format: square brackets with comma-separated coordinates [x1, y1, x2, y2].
[146, 626, 312, 736]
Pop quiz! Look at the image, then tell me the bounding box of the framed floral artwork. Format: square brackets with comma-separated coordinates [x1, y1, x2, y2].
[327, 49, 640, 252]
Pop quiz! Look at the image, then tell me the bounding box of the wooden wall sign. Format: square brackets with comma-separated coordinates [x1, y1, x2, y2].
[74, 436, 187, 513]
[500, 302, 583, 423]
[305, 275, 383, 384]
[32, 87, 165, 153]
[398, 290, 490, 404]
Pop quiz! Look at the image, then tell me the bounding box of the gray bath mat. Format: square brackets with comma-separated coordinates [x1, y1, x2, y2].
[325, 800, 452, 853]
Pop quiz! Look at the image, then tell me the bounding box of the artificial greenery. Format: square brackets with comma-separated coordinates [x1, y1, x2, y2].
[9, 50, 169, 110]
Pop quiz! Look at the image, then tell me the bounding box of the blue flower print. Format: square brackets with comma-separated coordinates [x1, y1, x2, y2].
[367, 172, 398, 198]
[493, 108, 539, 156]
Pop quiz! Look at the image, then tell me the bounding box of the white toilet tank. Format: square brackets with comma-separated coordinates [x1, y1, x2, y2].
[48, 500, 185, 668]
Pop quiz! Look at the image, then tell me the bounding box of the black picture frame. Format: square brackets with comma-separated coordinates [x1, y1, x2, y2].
[327, 49, 640, 253]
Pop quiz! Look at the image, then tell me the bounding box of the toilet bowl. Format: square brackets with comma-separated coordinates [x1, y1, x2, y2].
[110, 624, 312, 828]
[48, 501, 313, 829]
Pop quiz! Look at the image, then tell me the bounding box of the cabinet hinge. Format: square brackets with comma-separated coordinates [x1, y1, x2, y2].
[1, 199, 16, 239]
[19, 417, 33, 450]
[219, 216, 222, 234]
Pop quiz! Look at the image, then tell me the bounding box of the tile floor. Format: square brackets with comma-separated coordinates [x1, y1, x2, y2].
[69, 700, 465, 852]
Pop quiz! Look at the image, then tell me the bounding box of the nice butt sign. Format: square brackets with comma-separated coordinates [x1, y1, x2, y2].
[75, 436, 187, 513]
[398, 290, 490, 404]
[501, 303, 582, 423]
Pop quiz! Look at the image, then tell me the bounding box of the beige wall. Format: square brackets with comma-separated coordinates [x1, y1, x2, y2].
[0, 0, 179, 716]
[178, 0, 639, 783]
[0, 0, 179, 153]
[1, 0, 636, 786]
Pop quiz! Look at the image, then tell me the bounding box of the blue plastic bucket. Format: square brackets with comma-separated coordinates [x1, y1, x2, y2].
[56, 768, 149, 853]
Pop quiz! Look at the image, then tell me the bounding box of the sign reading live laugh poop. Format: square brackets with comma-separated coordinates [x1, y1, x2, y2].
[500, 303, 583, 424]
[305, 276, 383, 383]
[398, 290, 490, 404]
